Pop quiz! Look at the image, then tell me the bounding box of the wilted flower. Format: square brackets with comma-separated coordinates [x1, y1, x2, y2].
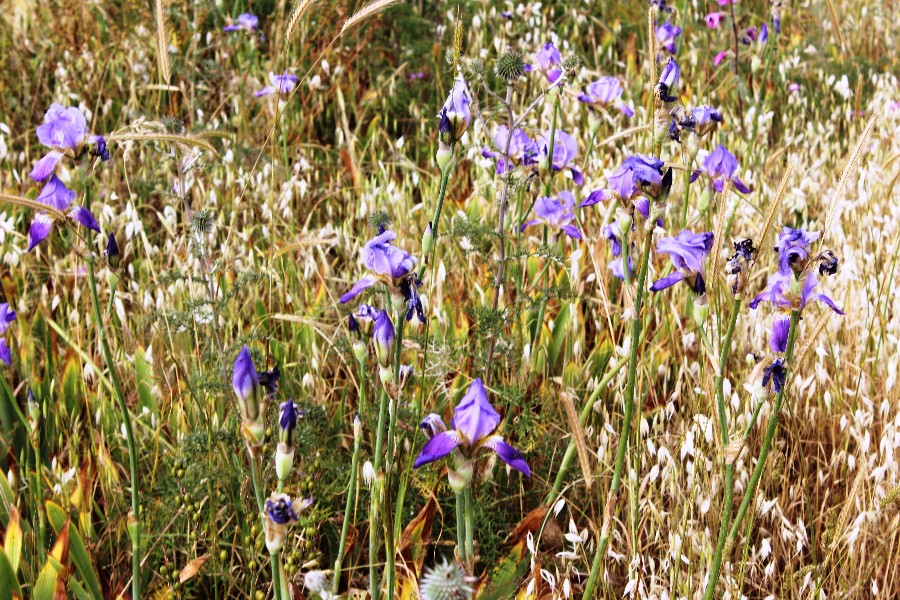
[650, 230, 715, 295]
[438, 77, 472, 146]
[706, 12, 724, 28]
[656, 58, 680, 102]
[413, 378, 530, 479]
[520, 191, 582, 240]
[481, 125, 538, 174]
[762, 358, 787, 393]
[224, 12, 258, 32]
[264, 493, 314, 553]
[691, 145, 751, 193]
[255, 71, 298, 97]
[0, 303, 16, 366]
[690, 106, 723, 136]
[534, 42, 563, 84]
[538, 129, 583, 185]
[725, 238, 756, 294]
[655, 23, 682, 54]
[577, 76, 634, 117]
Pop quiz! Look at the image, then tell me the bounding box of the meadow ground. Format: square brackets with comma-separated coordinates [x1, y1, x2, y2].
[0, 0, 899, 599]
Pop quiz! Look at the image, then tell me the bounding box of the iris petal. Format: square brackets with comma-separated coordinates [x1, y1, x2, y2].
[413, 430, 463, 468]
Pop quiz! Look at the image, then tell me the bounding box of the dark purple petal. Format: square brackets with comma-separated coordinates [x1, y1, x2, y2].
[569, 167, 584, 186]
[769, 314, 791, 353]
[731, 177, 751, 194]
[68, 206, 100, 232]
[27, 214, 55, 252]
[413, 430, 463, 468]
[560, 224, 582, 240]
[0, 339, 9, 366]
[649, 270, 686, 292]
[482, 435, 531, 476]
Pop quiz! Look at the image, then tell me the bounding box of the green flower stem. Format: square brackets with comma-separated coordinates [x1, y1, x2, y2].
[529, 93, 561, 361]
[582, 222, 654, 599]
[544, 349, 638, 506]
[464, 487, 475, 566]
[383, 314, 406, 600]
[455, 492, 467, 562]
[333, 422, 362, 595]
[702, 297, 743, 600]
[370, 386, 389, 600]
[722, 311, 800, 578]
[418, 164, 453, 282]
[270, 551, 283, 600]
[87, 258, 142, 600]
[681, 154, 693, 228]
[30, 431, 47, 565]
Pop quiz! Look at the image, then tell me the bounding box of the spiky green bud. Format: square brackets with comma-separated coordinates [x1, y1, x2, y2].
[495, 51, 525, 81]
[419, 557, 473, 600]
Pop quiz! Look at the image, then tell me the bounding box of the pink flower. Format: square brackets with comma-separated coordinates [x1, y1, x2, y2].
[713, 51, 730, 66]
[705, 12, 724, 28]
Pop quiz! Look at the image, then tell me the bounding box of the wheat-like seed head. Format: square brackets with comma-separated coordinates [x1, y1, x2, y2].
[154, 0, 170, 86]
[340, 0, 401, 36]
[285, 0, 316, 44]
[824, 113, 877, 240]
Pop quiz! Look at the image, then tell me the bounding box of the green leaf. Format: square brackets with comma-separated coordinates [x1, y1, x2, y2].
[33, 557, 63, 600]
[547, 302, 571, 372]
[0, 468, 15, 528]
[3, 506, 21, 574]
[46, 502, 102, 600]
[0, 549, 20, 600]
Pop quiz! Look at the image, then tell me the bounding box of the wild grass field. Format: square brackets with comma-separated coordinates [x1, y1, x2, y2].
[0, 0, 898, 598]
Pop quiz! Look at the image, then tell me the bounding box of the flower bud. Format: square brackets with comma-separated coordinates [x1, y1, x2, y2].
[699, 187, 713, 212]
[436, 143, 453, 172]
[588, 112, 602, 135]
[373, 310, 395, 367]
[233, 346, 261, 422]
[105, 233, 120, 269]
[353, 414, 362, 440]
[379, 365, 394, 386]
[275, 442, 294, 481]
[447, 461, 474, 493]
[352, 339, 368, 364]
[692, 301, 709, 326]
[422, 222, 434, 256]
[26, 389, 40, 433]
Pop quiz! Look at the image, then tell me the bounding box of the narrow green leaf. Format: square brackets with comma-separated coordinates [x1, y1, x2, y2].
[0, 549, 19, 600]
[46, 502, 103, 600]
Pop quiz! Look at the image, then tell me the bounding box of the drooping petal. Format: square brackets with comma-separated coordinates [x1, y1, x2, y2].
[452, 378, 501, 443]
[731, 176, 751, 194]
[569, 167, 584, 186]
[413, 430, 463, 468]
[649, 270, 686, 292]
[812, 292, 845, 315]
[30, 151, 63, 181]
[560, 224, 582, 240]
[579, 189, 614, 208]
[254, 86, 276, 97]
[68, 206, 100, 232]
[481, 435, 531, 476]
[0, 339, 9, 366]
[36, 175, 76, 211]
[27, 214, 55, 252]
[340, 275, 377, 303]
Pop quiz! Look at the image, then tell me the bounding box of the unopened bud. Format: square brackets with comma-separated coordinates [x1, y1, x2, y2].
[422, 222, 434, 256]
[275, 443, 294, 481]
[436, 143, 453, 172]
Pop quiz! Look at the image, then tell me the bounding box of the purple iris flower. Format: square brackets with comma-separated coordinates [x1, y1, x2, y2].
[28, 175, 100, 252]
[706, 12, 724, 28]
[340, 230, 418, 303]
[279, 400, 299, 435]
[255, 71, 299, 97]
[690, 145, 751, 193]
[763, 358, 787, 393]
[538, 130, 582, 185]
[534, 42, 563, 84]
[224, 12, 259, 32]
[601, 221, 635, 281]
[758, 23, 769, 45]
[690, 106, 723, 136]
[649, 230, 714, 294]
[749, 270, 844, 316]
[657, 58, 680, 102]
[577, 76, 634, 117]
[413, 378, 530, 476]
[481, 125, 537, 174]
[0, 303, 16, 366]
[775, 227, 820, 274]
[438, 77, 472, 145]
[520, 191, 582, 240]
[655, 23, 682, 54]
[580, 154, 666, 207]
[31, 104, 109, 182]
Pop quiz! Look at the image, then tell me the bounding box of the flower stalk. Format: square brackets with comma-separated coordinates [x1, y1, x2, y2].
[582, 214, 654, 598]
[333, 416, 363, 594]
[87, 257, 141, 600]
